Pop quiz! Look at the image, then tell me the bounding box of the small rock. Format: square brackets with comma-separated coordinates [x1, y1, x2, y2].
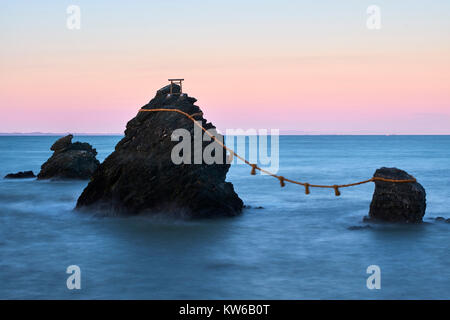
[368, 167, 426, 223]
[433, 217, 450, 224]
[243, 205, 264, 209]
[4, 171, 36, 179]
[37, 135, 100, 180]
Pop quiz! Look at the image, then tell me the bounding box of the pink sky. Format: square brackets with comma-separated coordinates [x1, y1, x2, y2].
[1, 1, 449, 134]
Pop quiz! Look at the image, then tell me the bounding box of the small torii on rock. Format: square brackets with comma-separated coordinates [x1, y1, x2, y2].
[168, 79, 184, 95]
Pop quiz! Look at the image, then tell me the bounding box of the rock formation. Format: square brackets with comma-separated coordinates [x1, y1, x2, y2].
[4, 171, 36, 179]
[368, 167, 426, 223]
[37, 135, 100, 180]
[76, 84, 243, 218]
[50, 134, 73, 151]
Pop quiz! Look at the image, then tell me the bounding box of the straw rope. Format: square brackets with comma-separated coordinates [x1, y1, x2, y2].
[139, 108, 417, 196]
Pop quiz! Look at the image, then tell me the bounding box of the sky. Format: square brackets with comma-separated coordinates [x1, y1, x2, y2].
[0, 0, 449, 134]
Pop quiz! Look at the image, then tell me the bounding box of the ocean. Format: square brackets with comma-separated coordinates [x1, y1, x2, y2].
[0, 135, 449, 299]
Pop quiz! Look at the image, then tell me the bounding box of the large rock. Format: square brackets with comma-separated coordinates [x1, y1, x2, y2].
[76, 84, 243, 218]
[37, 135, 100, 180]
[368, 167, 426, 223]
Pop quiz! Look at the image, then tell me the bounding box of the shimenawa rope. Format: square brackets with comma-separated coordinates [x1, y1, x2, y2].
[139, 108, 417, 196]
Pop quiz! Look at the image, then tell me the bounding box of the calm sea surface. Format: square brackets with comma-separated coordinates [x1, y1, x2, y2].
[0, 135, 449, 299]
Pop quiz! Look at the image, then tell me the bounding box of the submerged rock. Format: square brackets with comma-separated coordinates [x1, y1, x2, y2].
[4, 171, 36, 179]
[76, 84, 243, 218]
[243, 205, 264, 209]
[37, 135, 100, 180]
[347, 225, 372, 231]
[433, 217, 450, 224]
[368, 167, 426, 223]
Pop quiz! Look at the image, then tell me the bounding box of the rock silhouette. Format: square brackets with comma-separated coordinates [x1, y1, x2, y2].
[37, 135, 100, 180]
[76, 84, 243, 218]
[368, 167, 426, 223]
[4, 171, 36, 179]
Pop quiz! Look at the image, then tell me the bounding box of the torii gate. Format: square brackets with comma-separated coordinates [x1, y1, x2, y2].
[168, 79, 184, 95]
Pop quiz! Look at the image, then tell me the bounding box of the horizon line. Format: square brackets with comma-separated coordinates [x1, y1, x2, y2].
[1, 132, 450, 136]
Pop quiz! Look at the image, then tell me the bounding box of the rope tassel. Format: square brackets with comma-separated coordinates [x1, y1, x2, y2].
[333, 185, 341, 196]
[250, 164, 257, 175]
[304, 183, 310, 195]
[279, 176, 286, 187]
